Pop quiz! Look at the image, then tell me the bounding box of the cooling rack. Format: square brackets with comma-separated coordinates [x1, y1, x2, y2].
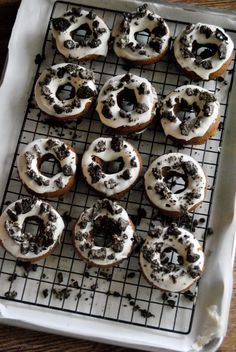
[0, 0, 235, 339]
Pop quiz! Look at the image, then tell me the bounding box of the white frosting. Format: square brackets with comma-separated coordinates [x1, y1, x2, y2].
[0, 198, 64, 261]
[113, 5, 170, 63]
[160, 85, 220, 142]
[139, 225, 204, 292]
[174, 23, 234, 80]
[74, 199, 135, 267]
[144, 153, 206, 214]
[81, 136, 141, 197]
[35, 63, 97, 119]
[96, 73, 158, 129]
[17, 138, 77, 196]
[52, 8, 110, 60]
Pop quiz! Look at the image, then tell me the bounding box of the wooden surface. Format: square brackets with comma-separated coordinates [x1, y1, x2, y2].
[0, 0, 235, 351]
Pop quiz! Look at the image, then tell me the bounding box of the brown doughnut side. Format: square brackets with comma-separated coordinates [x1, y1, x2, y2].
[20, 175, 76, 199]
[0, 232, 61, 263]
[72, 218, 135, 268]
[209, 53, 234, 80]
[37, 95, 96, 123]
[52, 35, 105, 62]
[174, 51, 233, 81]
[163, 114, 221, 145]
[118, 44, 169, 66]
[111, 115, 155, 134]
[97, 101, 157, 135]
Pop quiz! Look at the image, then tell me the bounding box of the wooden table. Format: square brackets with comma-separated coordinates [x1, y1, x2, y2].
[0, 0, 235, 351]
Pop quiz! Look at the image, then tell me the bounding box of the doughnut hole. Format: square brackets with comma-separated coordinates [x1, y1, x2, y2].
[192, 41, 218, 60]
[163, 168, 188, 194]
[117, 87, 138, 112]
[94, 156, 124, 174]
[160, 247, 182, 267]
[37, 154, 61, 178]
[174, 99, 201, 126]
[71, 23, 92, 44]
[21, 216, 54, 254]
[22, 216, 45, 240]
[134, 29, 150, 46]
[89, 215, 118, 247]
[56, 83, 75, 101]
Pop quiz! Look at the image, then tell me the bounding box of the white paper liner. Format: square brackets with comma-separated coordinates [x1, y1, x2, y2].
[0, 1, 236, 351]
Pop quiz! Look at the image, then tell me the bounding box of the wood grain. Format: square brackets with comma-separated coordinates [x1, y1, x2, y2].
[0, 0, 235, 351]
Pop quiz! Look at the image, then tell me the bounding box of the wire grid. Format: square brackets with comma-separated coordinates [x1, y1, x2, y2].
[0, 0, 235, 335]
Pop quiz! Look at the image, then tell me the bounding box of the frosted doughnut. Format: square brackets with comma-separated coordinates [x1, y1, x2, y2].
[113, 4, 170, 65]
[17, 138, 77, 198]
[0, 197, 64, 262]
[73, 199, 135, 267]
[139, 224, 204, 292]
[160, 85, 221, 144]
[96, 73, 158, 134]
[81, 136, 142, 199]
[174, 23, 234, 80]
[34, 63, 97, 122]
[144, 153, 207, 217]
[52, 7, 110, 61]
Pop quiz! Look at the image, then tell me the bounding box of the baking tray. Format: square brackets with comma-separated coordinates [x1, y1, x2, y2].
[0, 1, 236, 351]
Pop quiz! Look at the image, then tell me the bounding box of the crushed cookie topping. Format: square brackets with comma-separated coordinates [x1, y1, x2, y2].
[88, 163, 103, 183]
[94, 140, 106, 153]
[62, 165, 74, 176]
[102, 105, 113, 119]
[104, 178, 118, 189]
[52, 18, 71, 32]
[137, 82, 150, 95]
[77, 86, 96, 99]
[136, 103, 149, 114]
[110, 135, 124, 152]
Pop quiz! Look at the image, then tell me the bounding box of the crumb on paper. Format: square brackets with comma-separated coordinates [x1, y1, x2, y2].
[191, 305, 222, 351]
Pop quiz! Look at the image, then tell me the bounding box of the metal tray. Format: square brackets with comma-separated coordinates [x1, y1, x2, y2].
[0, 1, 236, 351]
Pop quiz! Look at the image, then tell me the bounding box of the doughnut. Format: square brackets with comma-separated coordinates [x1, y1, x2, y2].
[73, 199, 135, 268]
[17, 138, 77, 198]
[52, 7, 110, 61]
[0, 197, 64, 262]
[81, 136, 142, 199]
[96, 73, 158, 134]
[160, 85, 221, 144]
[113, 4, 170, 65]
[174, 23, 234, 81]
[139, 224, 204, 292]
[34, 63, 97, 122]
[144, 153, 207, 217]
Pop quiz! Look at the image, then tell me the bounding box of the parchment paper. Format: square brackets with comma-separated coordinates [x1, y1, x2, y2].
[0, 1, 236, 351]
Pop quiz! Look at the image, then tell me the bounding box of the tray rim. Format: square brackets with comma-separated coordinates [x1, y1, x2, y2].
[0, 1, 236, 352]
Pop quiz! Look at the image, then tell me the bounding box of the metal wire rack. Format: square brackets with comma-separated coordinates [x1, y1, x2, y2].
[0, 0, 235, 336]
